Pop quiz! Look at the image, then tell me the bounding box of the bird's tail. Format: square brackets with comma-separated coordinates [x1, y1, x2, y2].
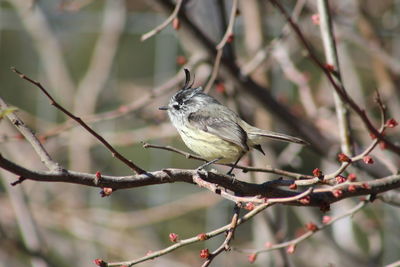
[247, 128, 308, 145]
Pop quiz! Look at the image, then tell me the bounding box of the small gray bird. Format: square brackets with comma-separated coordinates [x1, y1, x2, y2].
[160, 69, 307, 174]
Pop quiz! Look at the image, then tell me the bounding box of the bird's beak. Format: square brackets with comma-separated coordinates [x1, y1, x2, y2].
[159, 106, 168, 111]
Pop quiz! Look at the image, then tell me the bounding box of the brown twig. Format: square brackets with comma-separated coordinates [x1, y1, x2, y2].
[140, 0, 184, 42]
[312, 92, 388, 184]
[5, 151, 398, 208]
[0, 97, 63, 173]
[204, 0, 238, 93]
[143, 142, 314, 180]
[317, 0, 352, 155]
[202, 203, 241, 267]
[269, 0, 400, 155]
[37, 56, 203, 141]
[234, 199, 367, 256]
[11, 68, 145, 174]
[106, 189, 312, 267]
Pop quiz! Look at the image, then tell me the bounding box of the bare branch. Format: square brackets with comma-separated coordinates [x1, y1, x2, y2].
[0, 97, 63, 173]
[269, 0, 400, 155]
[317, 0, 352, 155]
[141, 0, 184, 42]
[1, 153, 400, 208]
[202, 204, 241, 266]
[106, 190, 311, 266]
[11, 68, 145, 174]
[235, 200, 367, 256]
[204, 0, 238, 93]
[143, 142, 314, 179]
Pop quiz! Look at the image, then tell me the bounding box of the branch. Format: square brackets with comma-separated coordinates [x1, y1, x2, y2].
[141, 0, 184, 42]
[317, 0, 352, 155]
[10, 0, 75, 107]
[269, 0, 400, 155]
[105, 190, 312, 266]
[38, 56, 203, 141]
[236, 199, 367, 257]
[0, 97, 63, 173]
[204, 0, 238, 93]
[1, 153, 400, 208]
[202, 203, 241, 267]
[143, 142, 314, 179]
[11, 68, 145, 174]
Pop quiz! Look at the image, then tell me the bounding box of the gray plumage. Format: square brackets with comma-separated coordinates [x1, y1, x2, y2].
[160, 69, 307, 165]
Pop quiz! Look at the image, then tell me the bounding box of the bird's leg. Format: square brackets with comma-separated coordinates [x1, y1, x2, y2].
[196, 157, 222, 173]
[226, 153, 244, 176]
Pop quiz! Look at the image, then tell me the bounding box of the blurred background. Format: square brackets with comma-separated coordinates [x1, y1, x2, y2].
[0, 0, 399, 266]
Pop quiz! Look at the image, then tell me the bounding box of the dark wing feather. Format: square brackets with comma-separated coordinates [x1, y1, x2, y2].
[188, 111, 249, 151]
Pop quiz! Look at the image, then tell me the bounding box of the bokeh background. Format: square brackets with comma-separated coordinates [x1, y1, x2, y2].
[0, 0, 400, 266]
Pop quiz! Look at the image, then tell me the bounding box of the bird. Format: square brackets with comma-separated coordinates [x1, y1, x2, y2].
[159, 69, 308, 174]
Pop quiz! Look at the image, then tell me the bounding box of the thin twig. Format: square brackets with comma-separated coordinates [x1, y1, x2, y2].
[10, 0, 75, 107]
[38, 56, 203, 141]
[143, 142, 314, 180]
[0, 97, 63, 173]
[106, 190, 312, 266]
[12, 68, 146, 174]
[241, 0, 306, 76]
[269, 0, 400, 155]
[204, 0, 238, 93]
[141, 0, 184, 42]
[234, 199, 367, 256]
[317, 0, 352, 155]
[202, 203, 241, 266]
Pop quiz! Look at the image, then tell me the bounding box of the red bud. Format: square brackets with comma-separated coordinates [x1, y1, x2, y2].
[100, 187, 113, 197]
[248, 253, 257, 263]
[245, 202, 255, 211]
[169, 233, 179, 243]
[335, 175, 346, 184]
[324, 63, 335, 72]
[176, 55, 187, 65]
[332, 189, 343, 198]
[172, 18, 180, 30]
[338, 153, 351, 163]
[322, 216, 331, 224]
[386, 118, 398, 128]
[347, 173, 357, 182]
[306, 222, 318, 232]
[348, 184, 357, 192]
[93, 259, 106, 267]
[200, 249, 210, 259]
[312, 168, 323, 177]
[197, 233, 208, 241]
[311, 14, 320, 25]
[299, 196, 311, 205]
[363, 155, 374, 164]
[287, 244, 296, 254]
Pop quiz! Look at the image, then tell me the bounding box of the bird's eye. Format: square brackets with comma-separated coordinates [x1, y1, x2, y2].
[173, 104, 180, 110]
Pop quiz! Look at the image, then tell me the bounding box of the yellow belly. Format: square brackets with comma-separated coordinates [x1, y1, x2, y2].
[178, 128, 243, 163]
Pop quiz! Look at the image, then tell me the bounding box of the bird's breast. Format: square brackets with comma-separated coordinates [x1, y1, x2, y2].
[178, 126, 243, 163]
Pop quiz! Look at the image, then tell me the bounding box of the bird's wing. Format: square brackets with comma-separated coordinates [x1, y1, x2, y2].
[188, 111, 249, 151]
